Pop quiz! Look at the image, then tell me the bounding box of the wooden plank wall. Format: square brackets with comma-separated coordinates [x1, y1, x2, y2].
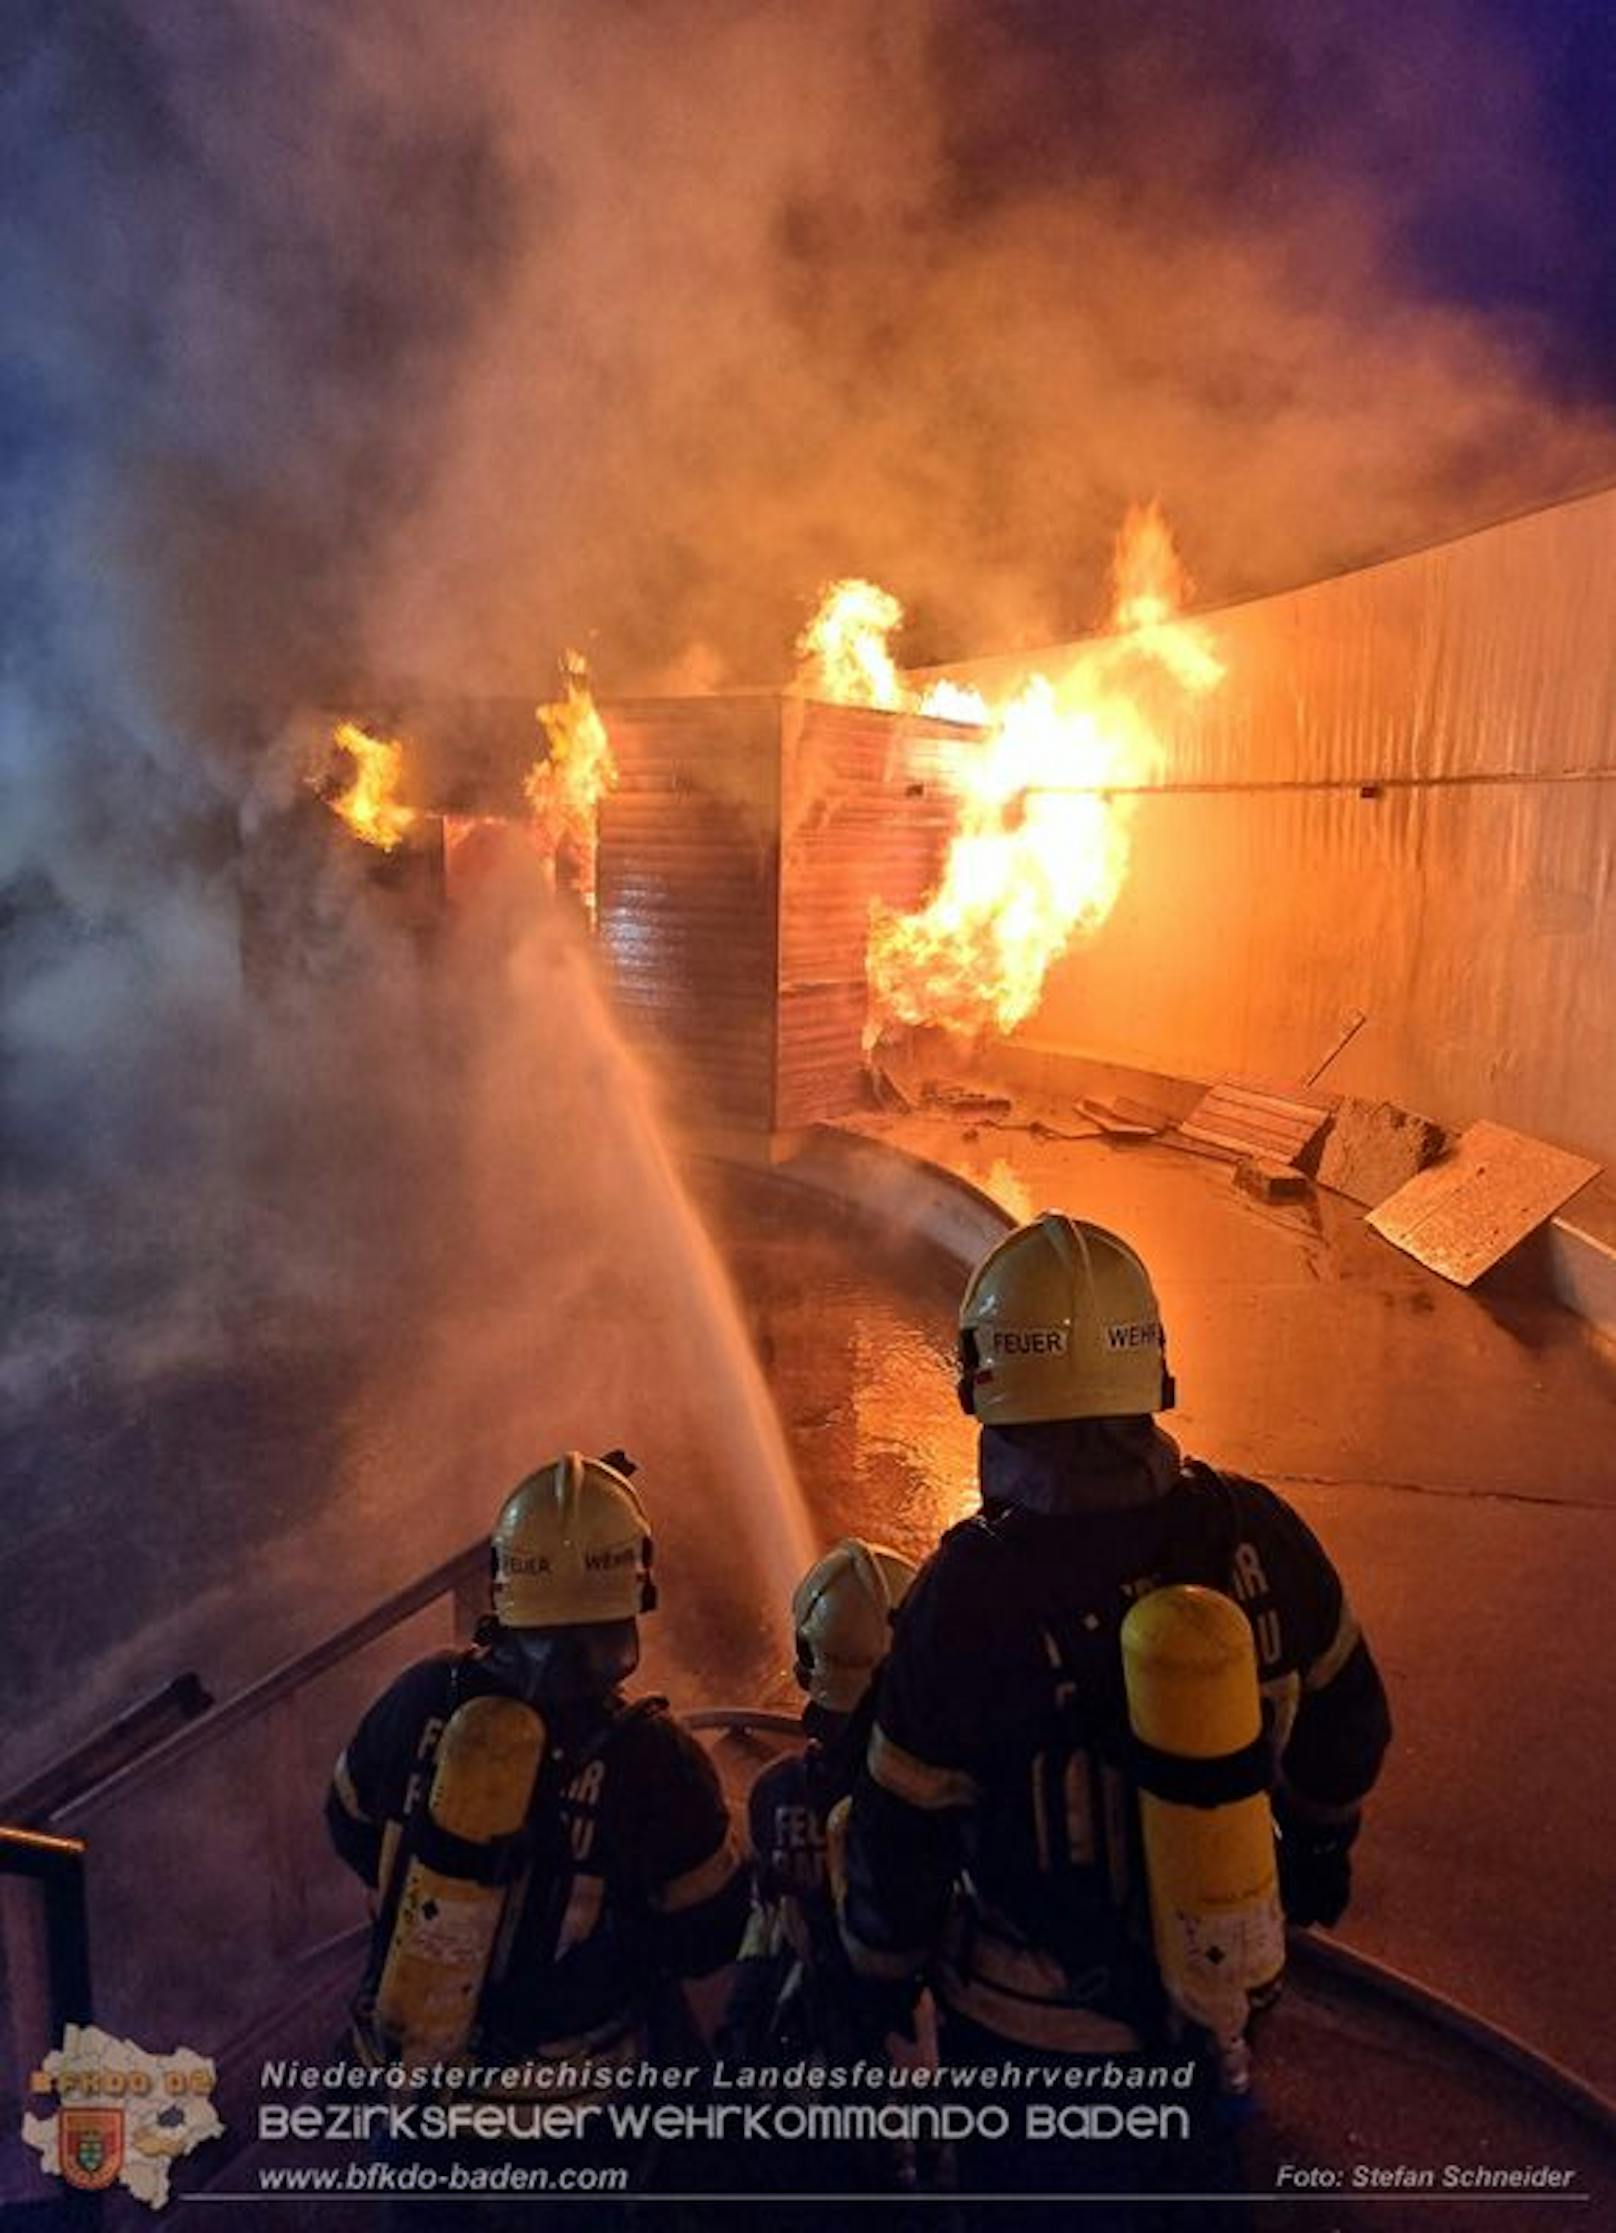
[776, 703, 961, 1128]
[598, 696, 966, 1135]
[597, 698, 782, 1131]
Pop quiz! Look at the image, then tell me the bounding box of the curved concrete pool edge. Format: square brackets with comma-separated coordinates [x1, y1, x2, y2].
[775, 1119, 1016, 1264]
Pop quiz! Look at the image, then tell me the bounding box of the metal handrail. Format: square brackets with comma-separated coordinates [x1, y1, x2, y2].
[48, 1536, 489, 1830]
[3, 1549, 796, 2091]
[682, 1708, 800, 1738]
[1, 1674, 213, 1827]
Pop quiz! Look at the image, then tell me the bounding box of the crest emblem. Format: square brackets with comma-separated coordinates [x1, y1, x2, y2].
[60, 2105, 124, 2191]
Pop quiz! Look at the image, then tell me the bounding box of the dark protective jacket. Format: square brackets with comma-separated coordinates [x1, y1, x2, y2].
[326, 1651, 748, 2057]
[724, 1709, 871, 2060]
[841, 1430, 1392, 2053]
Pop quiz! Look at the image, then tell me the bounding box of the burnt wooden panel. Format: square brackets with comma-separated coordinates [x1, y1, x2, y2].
[775, 702, 962, 1129]
[598, 696, 969, 1135]
[597, 699, 781, 1130]
[1367, 1120, 1599, 1286]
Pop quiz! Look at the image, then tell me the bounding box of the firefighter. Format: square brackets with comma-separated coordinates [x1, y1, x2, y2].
[722, 1537, 917, 2065]
[840, 1214, 1392, 2197]
[325, 1451, 748, 2078]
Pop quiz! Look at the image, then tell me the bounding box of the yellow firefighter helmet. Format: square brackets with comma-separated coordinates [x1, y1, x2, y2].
[491, 1452, 655, 1627]
[791, 1537, 918, 1714]
[958, 1212, 1174, 1423]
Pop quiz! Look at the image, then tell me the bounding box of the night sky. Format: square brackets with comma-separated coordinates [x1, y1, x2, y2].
[940, 1, 1616, 385]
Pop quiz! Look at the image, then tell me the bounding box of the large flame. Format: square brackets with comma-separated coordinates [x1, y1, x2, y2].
[796, 578, 907, 710]
[1106, 499, 1224, 693]
[800, 505, 1224, 1039]
[322, 721, 417, 852]
[523, 650, 617, 917]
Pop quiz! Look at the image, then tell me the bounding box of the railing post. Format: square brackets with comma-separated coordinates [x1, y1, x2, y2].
[1, 1871, 53, 2104]
[43, 1860, 92, 2034]
[0, 1829, 93, 2218]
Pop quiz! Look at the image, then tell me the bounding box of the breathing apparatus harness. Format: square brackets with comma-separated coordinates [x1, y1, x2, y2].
[357, 1645, 667, 2067]
[960, 1463, 1269, 2040]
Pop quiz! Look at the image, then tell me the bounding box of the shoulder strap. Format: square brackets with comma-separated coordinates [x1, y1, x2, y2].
[478, 1695, 661, 2003]
[1158, 1461, 1242, 1587]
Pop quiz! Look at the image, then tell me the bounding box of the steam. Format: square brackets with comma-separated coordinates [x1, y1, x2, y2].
[3, 1, 1612, 1756]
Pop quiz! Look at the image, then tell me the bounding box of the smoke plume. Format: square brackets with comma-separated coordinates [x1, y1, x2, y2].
[3, 0, 1613, 1757]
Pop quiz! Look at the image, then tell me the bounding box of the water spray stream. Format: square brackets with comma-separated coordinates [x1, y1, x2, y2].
[537, 923, 817, 1609]
[422, 867, 818, 1679]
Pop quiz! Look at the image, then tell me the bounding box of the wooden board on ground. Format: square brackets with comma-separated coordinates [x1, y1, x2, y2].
[1315, 1096, 1446, 1207]
[1113, 1095, 1177, 1130]
[1366, 1120, 1601, 1287]
[1234, 1156, 1311, 1202]
[1078, 1096, 1163, 1140]
[1179, 1078, 1336, 1166]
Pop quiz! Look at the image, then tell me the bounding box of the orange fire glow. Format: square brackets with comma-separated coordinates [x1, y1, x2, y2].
[523, 651, 618, 917]
[809, 504, 1224, 1038]
[322, 721, 417, 852]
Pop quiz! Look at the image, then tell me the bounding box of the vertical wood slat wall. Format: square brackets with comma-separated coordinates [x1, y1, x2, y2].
[598, 696, 963, 1135]
[775, 700, 959, 1128]
[598, 697, 781, 1132]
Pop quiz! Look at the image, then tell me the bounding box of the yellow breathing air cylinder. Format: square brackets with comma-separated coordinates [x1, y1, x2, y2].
[372, 1693, 548, 2066]
[1121, 1584, 1285, 2089]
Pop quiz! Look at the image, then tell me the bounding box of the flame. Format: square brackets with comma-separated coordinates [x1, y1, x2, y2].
[322, 721, 417, 852]
[1107, 499, 1225, 693]
[855, 503, 1223, 1039]
[796, 578, 907, 709]
[523, 650, 617, 916]
[1110, 496, 1188, 633]
[917, 677, 990, 726]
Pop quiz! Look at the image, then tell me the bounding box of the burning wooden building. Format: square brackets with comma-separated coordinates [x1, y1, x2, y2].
[596, 694, 966, 1141]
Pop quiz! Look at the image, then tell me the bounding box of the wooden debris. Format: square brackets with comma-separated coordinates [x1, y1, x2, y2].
[1112, 1094, 1177, 1130]
[1367, 1120, 1601, 1287]
[1315, 1096, 1445, 1208]
[1078, 1096, 1162, 1140]
[1161, 1127, 1242, 1163]
[1234, 1156, 1311, 1203]
[866, 1059, 913, 1114]
[921, 1079, 1014, 1117]
[1179, 1078, 1335, 1166]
